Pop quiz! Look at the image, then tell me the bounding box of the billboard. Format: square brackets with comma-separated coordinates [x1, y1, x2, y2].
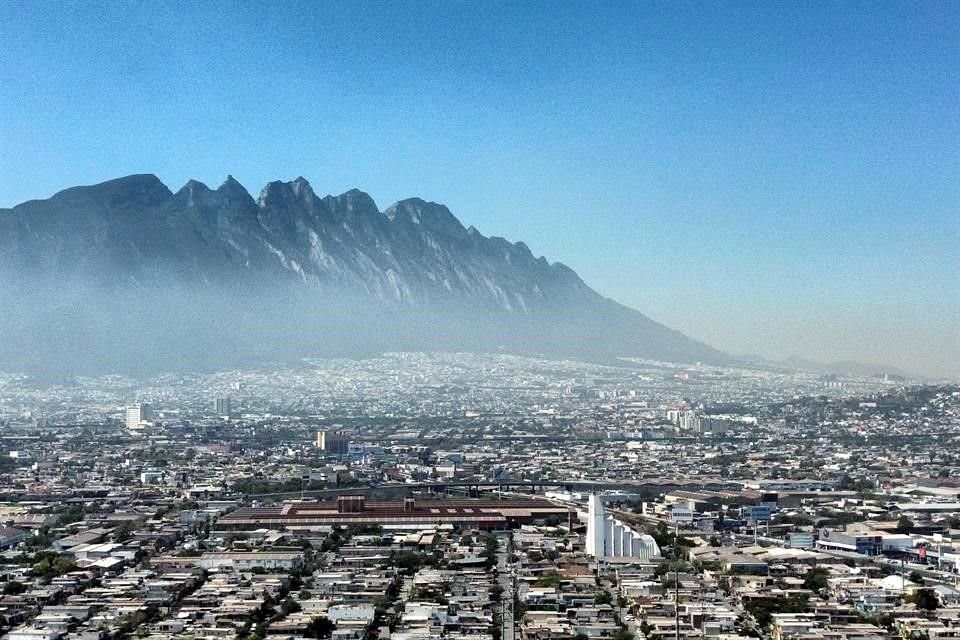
[788, 532, 814, 549]
[745, 505, 774, 522]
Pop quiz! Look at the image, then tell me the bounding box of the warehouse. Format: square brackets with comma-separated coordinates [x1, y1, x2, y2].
[218, 496, 571, 531]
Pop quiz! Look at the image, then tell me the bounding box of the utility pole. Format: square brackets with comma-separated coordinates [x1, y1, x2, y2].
[675, 520, 681, 640]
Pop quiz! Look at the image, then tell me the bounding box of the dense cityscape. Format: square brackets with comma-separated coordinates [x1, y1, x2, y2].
[4, 2, 958, 640]
[0, 353, 958, 640]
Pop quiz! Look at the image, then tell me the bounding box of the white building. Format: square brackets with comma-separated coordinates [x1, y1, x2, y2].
[125, 403, 152, 429]
[585, 493, 660, 561]
[670, 504, 695, 525]
[197, 552, 304, 571]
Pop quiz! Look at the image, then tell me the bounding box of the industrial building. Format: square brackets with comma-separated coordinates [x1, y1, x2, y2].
[217, 496, 572, 530]
[585, 494, 660, 561]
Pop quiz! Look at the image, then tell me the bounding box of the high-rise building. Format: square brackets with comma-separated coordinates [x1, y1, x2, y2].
[215, 396, 232, 416]
[125, 403, 152, 429]
[316, 431, 349, 455]
[678, 410, 701, 433]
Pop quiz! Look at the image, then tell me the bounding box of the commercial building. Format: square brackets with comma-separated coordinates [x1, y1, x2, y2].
[317, 430, 349, 455]
[816, 527, 883, 555]
[214, 396, 232, 416]
[125, 403, 152, 429]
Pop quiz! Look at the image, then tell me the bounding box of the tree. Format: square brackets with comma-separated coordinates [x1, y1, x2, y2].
[305, 616, 336, 639]
[31, 554, 76, 578]
[2, 581, 25, 595]
[908, 570, 925, 586]
[281, 598, 302, 615]
[114, 521, 136, 542]
[594, 590, 613, 605]
[612, 626, 634, 640]
[896, 516, 915, 535]
[908, 588, 939, 611]
[802, 568, 830, 593]
[745, 595, 809, 629]
[535, 572, 562, 588]
[481, 533, 499, 569]
[718, 576, 732, 595]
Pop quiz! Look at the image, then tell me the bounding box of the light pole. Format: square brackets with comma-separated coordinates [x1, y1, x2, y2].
[674, 520, 680, 640]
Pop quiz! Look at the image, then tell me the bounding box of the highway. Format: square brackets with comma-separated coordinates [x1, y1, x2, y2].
[244, 477, 748, 500]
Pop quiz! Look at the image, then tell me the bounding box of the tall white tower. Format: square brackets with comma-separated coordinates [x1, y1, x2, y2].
[125, 403, 152, 429]
[586, 493, 607, 558]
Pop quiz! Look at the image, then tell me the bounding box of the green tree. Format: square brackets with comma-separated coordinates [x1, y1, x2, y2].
[896, 516, 915, 534]
[745, 594, 809, 629]
[535, 572, 562, 588]
[2, 581, 25, 595]
[481, 533, 499, 569]
[908, 588, 939, 611]
[305, 616, 335, 639]
[114, 521, 136, 542]
[802, 568, 830, 593]
[612, 626, 634, 640]
[281, 598, 302, 615]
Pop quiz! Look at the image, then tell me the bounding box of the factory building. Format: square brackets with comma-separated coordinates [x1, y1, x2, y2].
[218, 496, 571, 531]
[585, 493, 660, 561]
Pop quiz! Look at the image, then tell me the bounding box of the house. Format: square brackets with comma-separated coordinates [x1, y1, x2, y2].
[0, 526, 29, 550]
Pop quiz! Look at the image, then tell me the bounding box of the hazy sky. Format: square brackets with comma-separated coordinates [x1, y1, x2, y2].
[2, 1, 958, 378]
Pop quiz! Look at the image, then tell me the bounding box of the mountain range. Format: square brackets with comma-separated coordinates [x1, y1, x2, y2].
[0, 174, 730, 374]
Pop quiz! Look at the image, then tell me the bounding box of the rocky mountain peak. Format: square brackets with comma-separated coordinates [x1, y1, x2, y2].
[0, 173, 730, 373]
[385, 198, 468, 240]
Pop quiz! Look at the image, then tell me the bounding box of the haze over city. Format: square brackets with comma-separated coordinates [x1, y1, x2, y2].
[1, 1, 957, 377]
[5, 4, 960, 640]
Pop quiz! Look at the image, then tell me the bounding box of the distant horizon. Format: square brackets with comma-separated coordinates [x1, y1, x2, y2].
[2, 170, 953, 381]
[2, 1, 957, 378]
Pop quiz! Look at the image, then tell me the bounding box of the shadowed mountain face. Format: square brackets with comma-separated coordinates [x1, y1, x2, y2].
[0, 174, 729, 374]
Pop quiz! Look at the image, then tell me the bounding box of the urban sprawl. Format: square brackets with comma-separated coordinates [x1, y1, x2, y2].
[0, 353, 958, 640]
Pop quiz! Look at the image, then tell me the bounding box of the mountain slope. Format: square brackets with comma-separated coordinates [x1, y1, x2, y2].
[0, 174, 729, 374]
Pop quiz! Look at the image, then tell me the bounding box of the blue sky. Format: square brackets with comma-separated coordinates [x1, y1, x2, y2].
[1, 1, 958, 377]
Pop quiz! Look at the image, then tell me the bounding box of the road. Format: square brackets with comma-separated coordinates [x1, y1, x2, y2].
[496, 532, 515, 640]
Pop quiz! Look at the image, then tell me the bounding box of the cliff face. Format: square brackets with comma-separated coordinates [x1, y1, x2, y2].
[0, 174, 728, 373]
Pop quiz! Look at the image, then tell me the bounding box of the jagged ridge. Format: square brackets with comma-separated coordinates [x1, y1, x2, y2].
[0, 174, 729, 373]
